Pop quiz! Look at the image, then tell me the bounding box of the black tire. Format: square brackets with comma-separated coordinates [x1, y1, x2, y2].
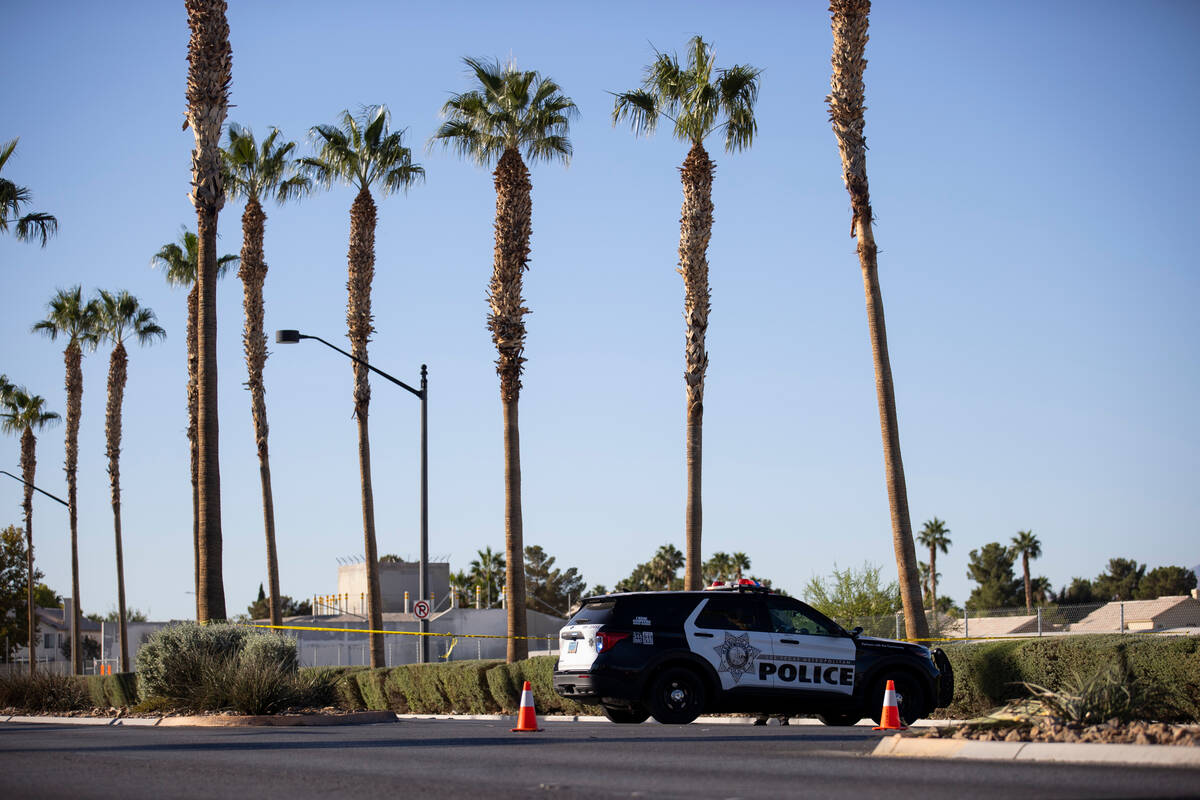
[869, 672, 926, 726]
[602, 703, 650, 724]
[646, 667, 706, 725]
[817, 710, 862, 726]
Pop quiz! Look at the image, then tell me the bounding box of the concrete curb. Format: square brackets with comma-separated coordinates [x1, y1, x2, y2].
[873, 734, 1200, 767]
[157, 711, 397, 727]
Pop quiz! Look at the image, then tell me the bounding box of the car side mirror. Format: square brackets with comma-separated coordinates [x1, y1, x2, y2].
[850, 626, 863, 639]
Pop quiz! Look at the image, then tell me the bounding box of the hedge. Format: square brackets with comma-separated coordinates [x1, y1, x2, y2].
[3, 634, 1193, 722]
[937, 635, 1200, 721]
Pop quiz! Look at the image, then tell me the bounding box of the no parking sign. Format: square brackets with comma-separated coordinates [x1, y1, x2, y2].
[413, 600, 430, 619]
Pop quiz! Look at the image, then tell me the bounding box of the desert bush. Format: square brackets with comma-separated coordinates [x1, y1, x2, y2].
[939, 634, 1199, 722]
[0, 671, 90, 712]
[1024, 662, 1157, 724]
[136, 622, 308, 712]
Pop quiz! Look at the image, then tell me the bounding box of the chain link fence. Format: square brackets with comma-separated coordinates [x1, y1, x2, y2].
[832, 596, 1200, 642]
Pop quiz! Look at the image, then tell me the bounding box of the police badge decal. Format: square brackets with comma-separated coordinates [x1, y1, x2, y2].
[714, 632, 761, 683]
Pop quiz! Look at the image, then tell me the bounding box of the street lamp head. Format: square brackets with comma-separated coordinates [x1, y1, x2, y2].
[276, 329, 302, 344]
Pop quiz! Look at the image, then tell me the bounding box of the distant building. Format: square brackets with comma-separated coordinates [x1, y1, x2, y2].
[6, 600, 101, 666]
[333, 560, 451, 615]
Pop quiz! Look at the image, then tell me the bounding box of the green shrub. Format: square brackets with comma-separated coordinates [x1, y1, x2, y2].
[438, 660, 502, 714]
[355, 668, 391, 711]
[485, 661, 522, 713]
[1024, 662, 1157, 724]
[940, 634, 1200, 722]
[135, 622, 308, 712]
[84, 673, 139, 708]
[0, 671, 90, 712]
[136, 622, 251, 701]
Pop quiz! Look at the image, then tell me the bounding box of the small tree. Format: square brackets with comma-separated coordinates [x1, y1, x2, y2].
[524, 545, 586, 617]
[1133, 565, 1196, 600]
[0, 524, 44, 662]
[965, 543, 1023, 610]
[803, 562, 901, 637]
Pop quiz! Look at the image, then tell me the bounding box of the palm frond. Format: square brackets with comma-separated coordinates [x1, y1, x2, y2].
[14, 213, 58, 246]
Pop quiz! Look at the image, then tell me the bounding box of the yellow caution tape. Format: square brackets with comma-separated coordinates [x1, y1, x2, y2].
[246, 623, 551, 641]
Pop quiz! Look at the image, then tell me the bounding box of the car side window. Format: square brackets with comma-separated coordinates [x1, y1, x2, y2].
[694, 596, 768, 631]
[766, 597, 836, 636]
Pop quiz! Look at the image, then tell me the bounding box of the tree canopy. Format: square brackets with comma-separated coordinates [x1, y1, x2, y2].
[965, 542, 1023, 609]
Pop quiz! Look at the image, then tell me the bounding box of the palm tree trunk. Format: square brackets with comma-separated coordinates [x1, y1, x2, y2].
[239, 198, 282, 627]
[491, 148, 531, 663]
[679, 143, 713, 591]
[186, 286, 200, 618]
[347, 186, 384, 667]
[63, 341, 83, 674]
[1023, 555, 1032, 613]
[21, 428, 36, 676]
[929, 546, 938, 631]
[105, 342, 130, 671]
[830, 0, 928, 641]
[186, 0, 231, 623]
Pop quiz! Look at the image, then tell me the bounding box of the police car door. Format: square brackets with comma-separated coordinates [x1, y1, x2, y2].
[683, 595, 776, 691]
[764, 596, 856, 695]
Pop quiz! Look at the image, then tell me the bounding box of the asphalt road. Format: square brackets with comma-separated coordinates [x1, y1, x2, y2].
[2, 719, 1197, 800]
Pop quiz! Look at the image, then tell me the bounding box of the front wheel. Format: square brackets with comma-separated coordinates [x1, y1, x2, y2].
[869, 673, 926, 726]
[646, 667, 706, 725]
[602, 703, 650, 724]
[817, 710, 862, 726]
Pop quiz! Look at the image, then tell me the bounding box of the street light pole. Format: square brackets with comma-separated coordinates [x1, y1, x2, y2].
[275, 330, 432, 662]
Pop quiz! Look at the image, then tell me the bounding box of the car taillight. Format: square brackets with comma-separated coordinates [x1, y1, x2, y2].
[594, 631, 629, 653]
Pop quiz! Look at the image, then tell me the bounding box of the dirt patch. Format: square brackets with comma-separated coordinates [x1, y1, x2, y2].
[916, 718, 1200, 746]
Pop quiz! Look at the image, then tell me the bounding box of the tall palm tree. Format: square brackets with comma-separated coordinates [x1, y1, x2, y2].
[1011, 529, 1042, 613]
[613, 36, 761, 591]
[0, 138, 57, 247]
[152, 230, 237, 616]
[469, 546, 506, 609]
[0, 387, 60, 675]
[828, 0, 928, 640]
[96, 290, 165, 671]
[32, 286, 99, 674]
[916, 517, 951, 626]
[302, 105, 423, 667]
[433, 57, 577, 662]
[184, 0, 232, 623]
[222, 123, 311, 628]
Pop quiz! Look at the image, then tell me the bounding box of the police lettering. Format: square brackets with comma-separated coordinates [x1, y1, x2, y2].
[758, 660, 854, 686]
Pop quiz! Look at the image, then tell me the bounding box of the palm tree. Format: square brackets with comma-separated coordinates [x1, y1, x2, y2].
[222, 123, 311, 628]
[916, 518, 951, 627]
[1011, 529, 1042, 613]
[0, 138, 57, 247]
[0, 387, 60, 675]
[152, 230, 237, 616]
[828, 0, 928, 640]
[731, 552, 751, 581]
[96, 290, 165, 671]
[433, 57, 577, 662]
[184, 0, 232, 623]
[469, 546, 506, 609]
[302, 105, 423, 667]
[613, 37, 761, 591]
[32, 286, 99, 674]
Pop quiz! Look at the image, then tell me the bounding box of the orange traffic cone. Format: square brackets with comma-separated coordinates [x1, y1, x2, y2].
[511, 680, 542, 732]
[873, 679, 907, 731]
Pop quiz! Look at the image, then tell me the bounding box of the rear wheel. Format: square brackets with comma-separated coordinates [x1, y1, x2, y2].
[646, 667, 706, 725]
[869, 672, 926, 726]
[602, 703, 650, 724]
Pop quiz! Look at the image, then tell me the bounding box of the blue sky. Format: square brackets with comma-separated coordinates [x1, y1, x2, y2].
[2, 1, 1197, 621]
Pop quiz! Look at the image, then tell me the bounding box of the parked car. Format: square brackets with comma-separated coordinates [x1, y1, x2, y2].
[553, 581, 953, 725]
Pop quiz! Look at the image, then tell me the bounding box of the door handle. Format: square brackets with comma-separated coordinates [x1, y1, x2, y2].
[780, 638, 799, 645]
[693, 632, 714, 638]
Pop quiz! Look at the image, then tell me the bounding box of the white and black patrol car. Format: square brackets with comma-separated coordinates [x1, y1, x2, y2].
[553, 581, 953, 725]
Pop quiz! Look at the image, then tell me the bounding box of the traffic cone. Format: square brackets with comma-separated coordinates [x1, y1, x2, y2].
[873, 679, 907, 731]
[511, 680, 542, 732]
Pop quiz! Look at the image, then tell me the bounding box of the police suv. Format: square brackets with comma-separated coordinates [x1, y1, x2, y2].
[553, 581, 953, 725]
